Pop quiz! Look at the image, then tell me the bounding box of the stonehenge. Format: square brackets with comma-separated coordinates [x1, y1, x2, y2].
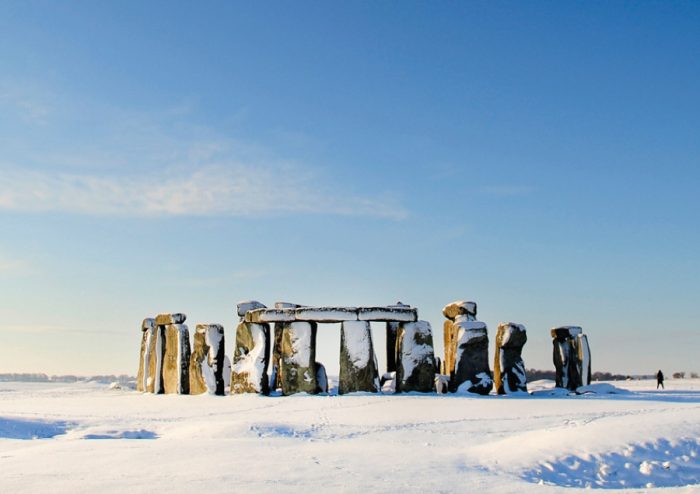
[137, 300, 591, 397]
[494, 323, 528, 394]
[551, 326, 591, 390]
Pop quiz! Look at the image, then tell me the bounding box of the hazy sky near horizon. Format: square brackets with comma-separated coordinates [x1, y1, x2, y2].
[1, 2, 698, 376]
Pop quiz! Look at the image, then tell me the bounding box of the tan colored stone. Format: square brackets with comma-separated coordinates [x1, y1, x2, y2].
[161, 324, 191, 394]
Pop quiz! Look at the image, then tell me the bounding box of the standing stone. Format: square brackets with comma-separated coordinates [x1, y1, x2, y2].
[315, 362, 329, 394]
[576, 333, 592, 387]
[280, 321, 318, 395]
[395, 321, 436, 393]
[442, 300, 477, 377]
[149, 325, 167, 393]
[189, 324, 226, 395]
[271, 302, 303, 391]
[386, 301, 409, 373]
[236, 300, 267, 318]
[494, 323, 528, 394]
[451, 318, 493, 394]
[137, 318, 155, 392]
[161, 323, 191, 394]
[551, 326, 582, 391]
[339, 321, 380, 394]
[231, 322, 271, 395]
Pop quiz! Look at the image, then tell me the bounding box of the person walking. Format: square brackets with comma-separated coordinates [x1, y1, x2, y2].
[657, 369, 665, 389]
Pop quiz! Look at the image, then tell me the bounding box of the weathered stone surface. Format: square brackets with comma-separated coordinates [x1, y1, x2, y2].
[270, 323, 284, 391]
[357, 307, 417, 322]
[385, 302, 409, 373]
[315, 362, 328, 394]
[443, 319, 459, 377]
[280, 321, 318, 395]
[148, 325, 166, 393]
[494, 323, 528, 394]
[275, 301, 304, 309]
[189, 324, 226, 395]
[295, 307, 359, 322]
[442, 301, 477, 321]
[161, 324, 191, 395]
[577, 334, 591, 387]
[231, 322, 271, 395]
[552, 326, 582, 391]
[137, 318, 155, 392]
[245, 308, 296, 323]
[155, 313, 186, 326]
[237, 300, 266, 318]
[395, 321, 436, 393]
[339, 321, 380, 394]
[451, 319, 493, 394]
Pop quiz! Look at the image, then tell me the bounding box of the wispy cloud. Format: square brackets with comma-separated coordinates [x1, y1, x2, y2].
[0, 164, 407, 219]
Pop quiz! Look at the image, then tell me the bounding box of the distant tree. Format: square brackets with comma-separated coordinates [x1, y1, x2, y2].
[672, 371, 686, 379]
[691, 372, 699, 379]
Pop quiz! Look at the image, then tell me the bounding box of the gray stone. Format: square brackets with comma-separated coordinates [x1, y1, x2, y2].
[231, 322, 271, 395]
[577, 334, 592, 387]
[137, 318, 155, 392]
[551, 326, 583, 390]
[161, 324, 191, 394]
[280, 321, 318, 395]
[339, 321, 380, 394]
[236, 300, 266, 318]
[315, 362, 329, 394]
[451, 319, 493, 395]
[395, 321, 436, 393]
[494, 323, 528, 394]
[442, 301, 477, 321]
[189, 324, 226, 395]
[149, 325, 166, 393]
[357, 306, 417, 322]
[295, 307, 359, 322]
[275, 301, 304, 309]
[155, 313, 186, 326]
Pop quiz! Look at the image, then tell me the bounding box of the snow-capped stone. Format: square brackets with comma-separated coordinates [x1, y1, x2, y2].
[236, 300, 266, 318]
[245, 308, 296, 323]
[231, 322, 271, 395]
[189, 324, 226, 395]
[451, 320, 492, 395]
[155, 313, 186, 326]
[279, 321, 318, 395]
[550, 326, 582, 338]
[494, 322, 528, 394]
[339, 321, 380, 394]
[357, 306, 417, 322]
[442, 301, 477, 321]
[395, 321, 436, 393]
[551, 327, 582, 391]
[295, 307, 359, 322]
[315, 362, 329, 394]
[274, 301, 304, 309]
[136, 318, 155, 393]
[161, 324, 191, 394]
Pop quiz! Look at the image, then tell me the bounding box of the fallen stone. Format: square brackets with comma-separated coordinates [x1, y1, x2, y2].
[231, 322, 271, 395]
[155, 313, 186, 326]
[295, 307, 359, 322]
[494, 322, 528, 394]
[339, 321, 380, 394]
[137, 318, 155, 393]
[357, 306, 417, 322]
[280, 321, 318, 395]
[315, 362, 329, 394]
[245, 308, 296, 323]
[236, 300, 266, 318]
[189, 324, 226, 395]
[395, 320, 436, 393]
[161, 324, 191, 394]
[442, 301, 477, 321]
[451, 319, 493, 395]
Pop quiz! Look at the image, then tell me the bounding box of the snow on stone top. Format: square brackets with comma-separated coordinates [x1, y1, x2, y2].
[550, 326, 583, 338]
[454, 317, 487, 331]
[274, 301, 304, 309]
[195, 324, 224, 333]
[155, 313, 186, 325]
[141, 318, 155, 331]
[245, 305, 419, 324]
[497, 322, 527, 347]
[442, 301, 477, 320]
[236, 300, 266, 317]
[357, 307, 417, 322]
[245, 308, 296, 323]
[295, 307, 359, 323]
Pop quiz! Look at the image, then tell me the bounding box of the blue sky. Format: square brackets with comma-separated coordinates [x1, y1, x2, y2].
[0, 2, 698, 376]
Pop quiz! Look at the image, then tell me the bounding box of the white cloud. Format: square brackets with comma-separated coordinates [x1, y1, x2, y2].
[0, 164, 407, 219]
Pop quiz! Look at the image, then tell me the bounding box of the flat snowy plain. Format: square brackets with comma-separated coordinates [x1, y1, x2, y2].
[1, 379, 699, 493]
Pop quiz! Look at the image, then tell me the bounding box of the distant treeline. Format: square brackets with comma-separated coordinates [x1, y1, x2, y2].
[526, 369, 646, 381]
[0, 373, 135, 384]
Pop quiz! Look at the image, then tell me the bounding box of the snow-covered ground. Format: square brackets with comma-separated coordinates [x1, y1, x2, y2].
[1, 379, 699, 493]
